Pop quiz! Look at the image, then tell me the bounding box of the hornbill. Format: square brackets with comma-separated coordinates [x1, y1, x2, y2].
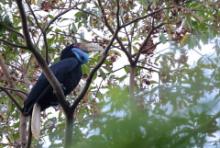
[23, 43, 102, 139]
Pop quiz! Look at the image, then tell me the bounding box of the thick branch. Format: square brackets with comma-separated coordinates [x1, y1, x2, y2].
[116, 0, 120, 27]
[16, 0, 70, 113]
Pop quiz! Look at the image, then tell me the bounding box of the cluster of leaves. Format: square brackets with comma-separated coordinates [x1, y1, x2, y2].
[35, 46, 220, 147]
[43, 54, 220, 147]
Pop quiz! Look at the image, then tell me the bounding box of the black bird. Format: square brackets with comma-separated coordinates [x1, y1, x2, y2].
[23, 43, 103, 139]
[23, 44, 90, 116]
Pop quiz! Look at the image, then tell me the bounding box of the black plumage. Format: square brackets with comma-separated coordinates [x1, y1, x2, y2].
[23, 44, 88, 116]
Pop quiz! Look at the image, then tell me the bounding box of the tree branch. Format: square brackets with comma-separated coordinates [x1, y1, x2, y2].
[44, 5, 78, 32]
[121, 7, 172, 28]
[0, 39, 28, 49]
[0, 87, 23, 112]
[116, 0, 120, 28]
[0, 86, 27, 96]
[136, 65, 159, 73]
[16, 0, 70, 113]
[0, 23, 24, 38]
[25, 0, 50, 64]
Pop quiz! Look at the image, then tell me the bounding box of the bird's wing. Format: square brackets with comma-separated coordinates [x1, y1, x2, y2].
[50, 58, 80, 80]
[23, 75, 50, 116]
[23, 58, 80, 116]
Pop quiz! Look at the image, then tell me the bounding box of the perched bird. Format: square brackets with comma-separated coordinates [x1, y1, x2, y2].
[23, 43, 103, 139]
[23, 44, 88, 115]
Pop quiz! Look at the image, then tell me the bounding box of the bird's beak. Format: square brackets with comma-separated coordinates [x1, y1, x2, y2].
[79, 43, 104, 53]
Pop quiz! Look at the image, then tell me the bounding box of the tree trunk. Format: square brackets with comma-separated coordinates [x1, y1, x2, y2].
[64, 113, 74, 148]
[129, 66, 136, 97]
[20, 114, 27, 147]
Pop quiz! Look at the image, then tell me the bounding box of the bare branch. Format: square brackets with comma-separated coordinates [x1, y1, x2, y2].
[25, 0, 50, 64]
[0, 86, 23, 112]
[121, 17, 133, 54]
[0, 39, 28, 49]
[25, 0, 42, 30]
[121, 7, 172, 28]
[0, 86, 27, 96]
[116, 0, 120, 27]
[0, 23, 24, 38]
[136, 65, 159, 73]
[44, 6, 75, 32]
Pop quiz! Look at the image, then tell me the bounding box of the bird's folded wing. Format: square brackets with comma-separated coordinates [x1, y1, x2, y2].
[50, 58, 79, 75]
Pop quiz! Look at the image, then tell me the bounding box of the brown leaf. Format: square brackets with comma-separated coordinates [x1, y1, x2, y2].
[41, 1, 52, 12]
[141, 38, 156, 55]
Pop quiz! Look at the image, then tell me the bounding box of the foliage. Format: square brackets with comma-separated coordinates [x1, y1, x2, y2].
[0, 0, 220, 147]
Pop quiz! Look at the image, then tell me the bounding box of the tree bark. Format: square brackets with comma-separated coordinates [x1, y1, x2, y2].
[64, 113, 74, 148]
[129, 66, 136, 97]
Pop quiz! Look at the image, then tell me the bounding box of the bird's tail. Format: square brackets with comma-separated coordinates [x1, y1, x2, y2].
[31, 103, 41, 139]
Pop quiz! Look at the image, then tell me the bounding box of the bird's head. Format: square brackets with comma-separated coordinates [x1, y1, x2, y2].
[60, 43, 104, 64]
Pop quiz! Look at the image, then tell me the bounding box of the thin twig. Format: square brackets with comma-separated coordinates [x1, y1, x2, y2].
[25, 0, 50, 64]
[94, 78, 104, 97]
[75, 7, 98, 18]
[44, 6, 76, 32]
[136, 65, 159, 73]
[0, 86, 28, 96]
[121, 7, 172, 28]
[1, 24, 24, 38]
[0, 87, 23, 112]
[121, 17, 132, 54]
[0, 39, 27, 49]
